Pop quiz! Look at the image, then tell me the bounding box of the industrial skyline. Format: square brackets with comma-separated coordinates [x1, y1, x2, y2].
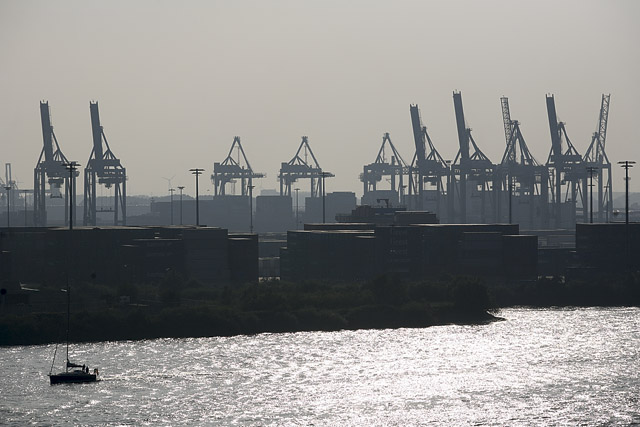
[1, 1, 639, 198]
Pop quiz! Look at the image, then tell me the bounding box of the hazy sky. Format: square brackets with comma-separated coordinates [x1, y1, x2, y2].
[1, 0, 639, 198]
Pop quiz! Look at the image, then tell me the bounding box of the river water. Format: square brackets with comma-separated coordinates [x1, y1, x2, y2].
[1, 308, 639, 426]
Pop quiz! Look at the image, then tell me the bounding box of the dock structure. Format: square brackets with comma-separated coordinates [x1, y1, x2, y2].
[495, 96, 549, 229]
[23, 93, 617, 234]
[211, 136, 264, 196]
[83, 101, 126, 226]
[34, 101, 78, 227]
[450, 91, 495, 224]
[360, 132, 408, 208]
[545, 94, 586, 228]
[400, 92, 614, 231]
[406, 104, 449, 220]
[582, 94, 613, 222]
[278, 136, 333, 198]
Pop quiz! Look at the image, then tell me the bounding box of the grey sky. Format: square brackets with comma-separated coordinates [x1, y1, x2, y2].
[1, 0, 639, 198]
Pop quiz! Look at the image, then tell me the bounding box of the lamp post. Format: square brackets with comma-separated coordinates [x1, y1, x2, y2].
[169, 188, 175, 225]
[62, 162, 79, 231]
[618, 160, 635, 270]
[295, 187, 300, 230]
[586, 167, 598, 224]
[189, 169, 205, 226]
[21, 189, 29, 226]
[4, 186, 10, 228]
[618, 161, 635, 225]
[248, 184, 255, 233]
[177, 186, 185, 225]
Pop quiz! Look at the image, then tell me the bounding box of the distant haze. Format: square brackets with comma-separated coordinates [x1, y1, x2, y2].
[1, 0, 639, 198]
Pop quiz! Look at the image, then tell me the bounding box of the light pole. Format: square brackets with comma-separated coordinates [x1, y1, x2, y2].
[169, 188, 175, 225]
[20, 189, 29, 226]
[62, 162, 79, 231]
[177, 186, 185, 225]
[618, 160, 635, 270]
[248, 184, 255, 233]
[586, 167, 598, 224]
[618, 161, 635, 226]
[190, 168, 204, 226]
[4, 186, 10, 228]
[295, 187, 300, 230]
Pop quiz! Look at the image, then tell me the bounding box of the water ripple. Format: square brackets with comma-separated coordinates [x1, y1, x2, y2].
[1, 308, 639, 425]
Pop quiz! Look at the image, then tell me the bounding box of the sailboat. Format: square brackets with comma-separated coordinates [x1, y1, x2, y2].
[48, 160, 99, 385]
[48, 285, 100, 385]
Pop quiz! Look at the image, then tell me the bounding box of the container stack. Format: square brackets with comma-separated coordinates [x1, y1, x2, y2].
[182, 227, 230, 284]
[228, 233, 259, 283]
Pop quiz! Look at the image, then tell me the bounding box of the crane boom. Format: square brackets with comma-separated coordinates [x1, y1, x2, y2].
[452, 92, 469, 161]
[596, 94, 610, 162]
[39, 102, 55, 164]
[500, 97, 512, 147]
[89, 102, 104, 162]
[409, 105, 426, 169]
[546, 94, 562, 159]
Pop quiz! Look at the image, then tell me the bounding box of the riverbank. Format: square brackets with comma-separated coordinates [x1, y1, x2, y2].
[0, 276, 497, 346]
[0, 303, 498, 346]
[488, 274, 640, 308]
[2, 272, 638, 346]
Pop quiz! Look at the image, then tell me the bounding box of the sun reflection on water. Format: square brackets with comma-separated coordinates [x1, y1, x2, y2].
[1, 308, 639, 425]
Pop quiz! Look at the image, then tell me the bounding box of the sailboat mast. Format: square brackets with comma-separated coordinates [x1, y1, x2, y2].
[63, 161, 77, 373]
[65, 284, 70, 371]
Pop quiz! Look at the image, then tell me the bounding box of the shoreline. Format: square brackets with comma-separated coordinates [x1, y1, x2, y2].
[2, 273, 638, 347]
[0, 305, 499, 347]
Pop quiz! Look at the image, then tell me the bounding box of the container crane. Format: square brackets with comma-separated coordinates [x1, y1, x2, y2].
[212, 136, 264, 195]
[278, 136, 333, 198]
[545, 94, 586, 227]
[451, 92, 494, 223]
[496, 97, 549, 228]
[583, 94, 613, 222]
[360, 133, 408, 206]
[83, 101, 126, 226]
[33, 101, 78, 226]
[408, 104, 449, 218]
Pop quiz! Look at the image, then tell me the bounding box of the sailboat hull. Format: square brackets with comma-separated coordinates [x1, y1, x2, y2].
[49, 371, 98, 385]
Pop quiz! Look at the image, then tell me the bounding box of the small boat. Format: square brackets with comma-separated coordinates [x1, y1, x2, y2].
[48, 285, 100, 385]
